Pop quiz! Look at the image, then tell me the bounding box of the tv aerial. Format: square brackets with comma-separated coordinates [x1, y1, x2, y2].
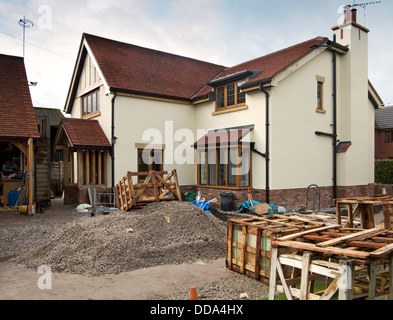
[18, 16, 34, 60]
[351, 1, 382, 25]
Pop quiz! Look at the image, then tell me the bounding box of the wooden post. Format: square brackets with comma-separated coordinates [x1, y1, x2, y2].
[85, 150, 90, 185]
[239, 225, 247, 274]
[91, 150, 96, 185]
[64, 146, 69, 187]
[269, 247, 279, 300]
[27, 138, 34, 215]
[226, 222, 233, 270]
[98, 151, 102, 185]
[389, 254, 393, 300]
[336, 201, 342, 226]
[338, 260, 354, 300]
[300, 252, 312, 300]
[382, 203, 392, 230]
[368, 260, 376, 300]
[254, 228, 262, 280]
[77, 149, 83, 188]
[347, 204, 353, 228]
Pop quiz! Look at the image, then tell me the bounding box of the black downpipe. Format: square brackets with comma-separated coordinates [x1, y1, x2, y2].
[111, 90, 117, 189]
[332, 35, 338, 200]
[259, 85, 270, 204]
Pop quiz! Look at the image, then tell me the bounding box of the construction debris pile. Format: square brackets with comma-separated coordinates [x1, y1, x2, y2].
[12, 201, 226, 276]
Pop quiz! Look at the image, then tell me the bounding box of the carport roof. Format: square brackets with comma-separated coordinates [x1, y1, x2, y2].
[0, 54, 40, 140]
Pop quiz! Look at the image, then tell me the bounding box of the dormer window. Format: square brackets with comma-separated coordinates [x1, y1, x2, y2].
[216, 81, 246, 111]
[82, 89, 100, 117]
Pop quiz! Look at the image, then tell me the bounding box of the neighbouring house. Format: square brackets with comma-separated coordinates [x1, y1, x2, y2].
[34, 107, 64, 208]
[375, 105, 393, 160]
[61, 6, 383, 210]
[0, 54, 40, 214]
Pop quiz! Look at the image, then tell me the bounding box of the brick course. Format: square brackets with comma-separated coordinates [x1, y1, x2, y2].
[195, 184, 374, 211]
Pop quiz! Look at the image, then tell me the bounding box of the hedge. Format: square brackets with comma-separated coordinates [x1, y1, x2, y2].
[375, 160, 393, 184]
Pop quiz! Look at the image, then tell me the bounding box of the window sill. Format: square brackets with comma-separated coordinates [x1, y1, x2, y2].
[212, 105, 248, 116]
[82, 110, 101, 119]
[316, 108, 326, 114]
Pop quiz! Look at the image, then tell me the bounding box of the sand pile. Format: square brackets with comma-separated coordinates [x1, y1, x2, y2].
[12, 201, 226, 275]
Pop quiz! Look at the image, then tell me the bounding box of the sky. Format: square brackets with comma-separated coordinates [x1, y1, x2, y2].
[0, 0, 392, 110]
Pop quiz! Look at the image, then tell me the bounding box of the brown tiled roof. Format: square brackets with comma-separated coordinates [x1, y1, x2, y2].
[61, 118, 111, 149]
[84, 33, 225, 100]
[0, 54, 40, 139]
[196, 37, 328, 97]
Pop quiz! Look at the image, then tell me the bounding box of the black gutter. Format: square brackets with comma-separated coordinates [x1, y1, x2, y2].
[114, 88, 191, 103]
[259, 84, 270, 204]
[111, 90, 117, 189]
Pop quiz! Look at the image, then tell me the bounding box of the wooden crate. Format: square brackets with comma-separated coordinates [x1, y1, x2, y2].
[226, 214, 325, 282]
[115, 170, 182, 212]
[270, 225, 393, 300]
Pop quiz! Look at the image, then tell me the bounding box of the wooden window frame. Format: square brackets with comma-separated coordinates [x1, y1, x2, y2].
[137, 148, 164, 182]
[215, 81, 246, 111]
[316, 75, 326, 113]
[197, 144, 251, 189]
[385, 130, 393, 143]
[82, 89, 100, 118]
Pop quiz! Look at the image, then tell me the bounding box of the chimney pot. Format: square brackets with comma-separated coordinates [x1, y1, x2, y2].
[351, 8, 357, 23]
[343, 5, 351, 23]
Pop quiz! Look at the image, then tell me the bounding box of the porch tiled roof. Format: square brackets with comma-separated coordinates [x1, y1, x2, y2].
[0, 54, 40, 139]
[194, 127, 252, 148]
[61, 118, 111, 149]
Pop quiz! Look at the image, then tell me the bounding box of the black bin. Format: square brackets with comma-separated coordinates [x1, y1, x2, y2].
[220, 192, 234, 211]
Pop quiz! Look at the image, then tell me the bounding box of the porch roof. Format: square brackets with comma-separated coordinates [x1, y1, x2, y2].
[193, 125, 253, 148]
[57, 118, 111, 149]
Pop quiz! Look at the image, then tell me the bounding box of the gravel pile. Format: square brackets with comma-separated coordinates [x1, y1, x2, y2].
[150, 273, 270, 300]
[12, 201, 227, 276]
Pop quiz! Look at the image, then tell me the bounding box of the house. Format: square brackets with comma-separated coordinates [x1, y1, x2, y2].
[375, 105, 393, 160]
[0, 54, 40, 214]
[34, 107, 64, 208]
[61, 5, 383, 210]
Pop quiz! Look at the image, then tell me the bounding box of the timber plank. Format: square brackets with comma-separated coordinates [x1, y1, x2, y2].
[277, 225, 341, 241]
[316, 228, 388, 248]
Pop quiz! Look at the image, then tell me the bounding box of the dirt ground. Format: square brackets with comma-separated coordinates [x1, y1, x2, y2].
[0, 198, 269, 300]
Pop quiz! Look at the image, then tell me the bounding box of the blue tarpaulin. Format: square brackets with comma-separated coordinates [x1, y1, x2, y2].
[192, 200, 212, 214]
[237, 200, 276, 213]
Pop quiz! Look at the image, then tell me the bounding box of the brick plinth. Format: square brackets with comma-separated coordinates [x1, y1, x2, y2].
[195, 184, 374, 211]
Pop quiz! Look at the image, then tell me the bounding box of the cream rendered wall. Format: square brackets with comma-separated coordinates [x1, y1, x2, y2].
[113, 94, 196, 186]
[269, 50, 334, 190]
[194, 91, 266, 189]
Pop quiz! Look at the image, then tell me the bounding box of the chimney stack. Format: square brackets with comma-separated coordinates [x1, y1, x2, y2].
[343, 5, 358, 24]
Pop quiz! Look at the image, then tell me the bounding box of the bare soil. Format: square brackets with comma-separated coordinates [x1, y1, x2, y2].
[0, 198, 269, 300]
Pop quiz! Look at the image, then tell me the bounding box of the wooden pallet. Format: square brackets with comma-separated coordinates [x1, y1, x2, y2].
[270, 225, 393, 300]
[226, 214, 326, 282]
[115, 170, 182, 212]
[334, 196, 393, 229]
